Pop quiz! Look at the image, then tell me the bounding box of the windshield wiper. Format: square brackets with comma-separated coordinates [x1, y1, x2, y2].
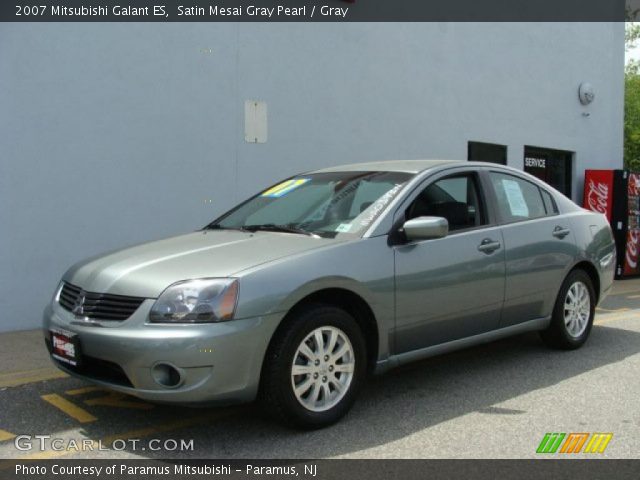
[204, 224, 248, 232]
[242, 224, 319, 237]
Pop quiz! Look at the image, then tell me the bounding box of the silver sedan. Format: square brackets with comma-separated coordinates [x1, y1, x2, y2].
[44, 160, 616, 428]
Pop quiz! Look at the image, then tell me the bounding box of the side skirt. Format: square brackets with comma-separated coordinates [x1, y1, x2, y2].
[374, 317, 551, 374]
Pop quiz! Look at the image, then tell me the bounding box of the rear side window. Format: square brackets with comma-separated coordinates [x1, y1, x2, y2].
[489, 172, 546, 222]
[541, 189, 558, 215]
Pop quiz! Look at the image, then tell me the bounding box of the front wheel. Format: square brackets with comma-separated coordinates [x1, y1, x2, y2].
[260, 305, 366, 429]
[540, 269, 596, 350]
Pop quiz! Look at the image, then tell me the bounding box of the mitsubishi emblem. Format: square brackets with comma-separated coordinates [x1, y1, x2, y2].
[72, 291, 86, 316]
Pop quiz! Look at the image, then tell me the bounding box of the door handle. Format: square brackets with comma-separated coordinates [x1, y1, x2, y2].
[478, 238, 501, 254]
[552, 226, 571, 239]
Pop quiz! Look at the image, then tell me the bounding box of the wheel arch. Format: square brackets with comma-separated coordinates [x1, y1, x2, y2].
[263, 287, 380, 376]
[569, 260, 601, 304]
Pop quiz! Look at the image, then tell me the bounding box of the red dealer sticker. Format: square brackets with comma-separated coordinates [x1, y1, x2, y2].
[51, 330, 80, 366]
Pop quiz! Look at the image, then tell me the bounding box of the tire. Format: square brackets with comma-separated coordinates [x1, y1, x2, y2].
[260, 304, 367, 429]
[540, 269, 596, 350]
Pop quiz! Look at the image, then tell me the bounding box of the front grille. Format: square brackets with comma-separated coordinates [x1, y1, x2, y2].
[58, 282, 145, 321]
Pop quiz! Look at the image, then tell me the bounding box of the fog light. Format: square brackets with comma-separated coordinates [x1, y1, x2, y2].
[151, 363, 182, 388]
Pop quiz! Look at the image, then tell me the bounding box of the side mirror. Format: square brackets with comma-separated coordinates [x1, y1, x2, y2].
[403, 216, 449, 241]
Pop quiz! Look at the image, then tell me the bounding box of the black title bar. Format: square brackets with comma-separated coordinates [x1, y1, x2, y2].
[0, 0, 629, 22]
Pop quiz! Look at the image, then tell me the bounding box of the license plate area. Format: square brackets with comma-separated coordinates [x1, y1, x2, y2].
[50, 329, 81, 367]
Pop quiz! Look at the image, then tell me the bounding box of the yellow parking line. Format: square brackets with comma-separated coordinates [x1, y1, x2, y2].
[65, 386, 104, 396]
[0, 368, 67, 388]
[627, 294, 640, 299]
[15, 409, 236, 460]
[595, 310, 640, 325]
[65, 387, 154, 409]
[0, 430, 15, 442]
[596, 307, 630, 313]
[84, 392, 154, 410]
[41, 394, 97, 423]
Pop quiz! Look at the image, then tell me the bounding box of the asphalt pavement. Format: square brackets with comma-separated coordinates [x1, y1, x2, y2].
[0, 280, 639, 460]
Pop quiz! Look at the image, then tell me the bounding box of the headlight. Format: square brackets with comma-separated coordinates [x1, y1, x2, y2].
[149, 278, 239, 323]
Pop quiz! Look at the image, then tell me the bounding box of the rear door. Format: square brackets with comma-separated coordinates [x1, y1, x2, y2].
[486, 171, 576, 326]
[392, 168, 506, 354]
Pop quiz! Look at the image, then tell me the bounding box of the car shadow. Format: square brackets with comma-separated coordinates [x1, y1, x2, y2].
[64, 323, 640, 458]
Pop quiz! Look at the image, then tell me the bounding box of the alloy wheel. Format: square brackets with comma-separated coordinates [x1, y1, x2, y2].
[290, 326, 355, 412]
[563, 281, 591, 338]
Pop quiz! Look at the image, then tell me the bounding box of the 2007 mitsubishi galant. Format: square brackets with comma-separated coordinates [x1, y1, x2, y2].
[44, 160, 616, 428]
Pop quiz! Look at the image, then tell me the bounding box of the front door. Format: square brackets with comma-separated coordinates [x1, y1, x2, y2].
[393, 171, 506, 354]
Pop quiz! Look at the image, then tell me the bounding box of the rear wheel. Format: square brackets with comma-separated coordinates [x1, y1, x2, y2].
[540, 269, 596, 350]
[261, 304, 366, 429]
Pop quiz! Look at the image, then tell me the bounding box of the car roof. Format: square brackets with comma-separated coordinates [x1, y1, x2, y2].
[310, 159, 463, 174]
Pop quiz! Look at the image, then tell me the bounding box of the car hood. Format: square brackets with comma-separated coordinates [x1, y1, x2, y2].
[63, 230, 341, 298]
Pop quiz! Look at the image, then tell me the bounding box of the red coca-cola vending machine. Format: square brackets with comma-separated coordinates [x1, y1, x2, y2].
[583, 169, 640, 278]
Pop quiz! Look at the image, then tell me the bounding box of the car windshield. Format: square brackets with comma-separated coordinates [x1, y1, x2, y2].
[207, 171, 413, 238]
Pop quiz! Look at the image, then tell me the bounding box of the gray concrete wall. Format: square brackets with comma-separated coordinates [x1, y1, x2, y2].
[0, 22, 624, 332]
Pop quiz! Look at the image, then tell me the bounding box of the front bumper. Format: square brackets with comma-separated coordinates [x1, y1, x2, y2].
[43, 300, 283, 404]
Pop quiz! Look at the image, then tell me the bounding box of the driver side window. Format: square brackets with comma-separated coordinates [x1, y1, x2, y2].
[405, 174, 486, 232]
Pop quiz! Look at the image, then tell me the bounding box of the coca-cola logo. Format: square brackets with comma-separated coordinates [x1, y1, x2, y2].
[629, 174, 640, 197]
[586, 180, 609, 215]
[626, 230, 639, 271]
